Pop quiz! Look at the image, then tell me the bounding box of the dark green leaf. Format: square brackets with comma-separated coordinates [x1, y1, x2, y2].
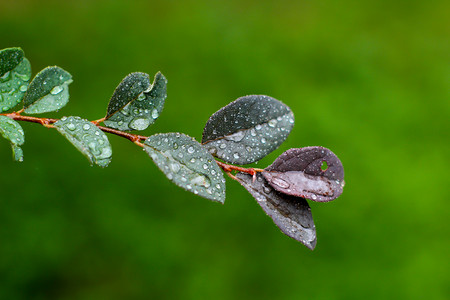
[104, 72, 167, 131]
[144, 133, 226, 203]
[263, 147, 345, 202]
[54, 116, 112, 167]
[0, 115, 25, 162]
[202, 95, 294, 165]
[0, 48, 31, 112]
[236, 172, 316, 250]
[23, 66, 72, 114]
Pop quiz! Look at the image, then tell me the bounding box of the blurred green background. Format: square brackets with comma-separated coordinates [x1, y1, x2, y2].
[1, 0, 448, 299]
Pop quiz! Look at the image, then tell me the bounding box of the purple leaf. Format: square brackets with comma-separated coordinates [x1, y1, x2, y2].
[236, 172, 316, 250]
[263, 147, 345, 202]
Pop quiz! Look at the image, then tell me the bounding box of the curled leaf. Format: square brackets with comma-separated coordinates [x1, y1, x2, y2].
[54, 116, 112, 167]
[104, 72, 167, 131]
[0, 47, 31, 112]
[263, 147, 345, 202]
[23, 66, 72, 114]
[236, 172, 316, 250]
[202, 95, 294, 165]
[0, 115, 25, 162]
[144, 133, 226, 203]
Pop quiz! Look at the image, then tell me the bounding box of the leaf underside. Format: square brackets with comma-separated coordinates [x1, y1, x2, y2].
[263, 147, 345, 202]
[104, 72, 167, 131]
[236, 172, 316, 250]
[0, 115, 25, 162]
[202, 95, 294, 165]
[144, 133, 226, 203]
[23, 66, 72, 114]
[0, 48, 31, 112]
[54, 116, 112, 167]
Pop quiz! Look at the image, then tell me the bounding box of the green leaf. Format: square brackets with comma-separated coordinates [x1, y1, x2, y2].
[144, 133, 226, 203]
[23, 66, 72, 114]
[236, 172, 316, 250]
[104, 72, 167, 131]
[202, 95, 294, 165]
[54, 116, 112, 167]
[0, 48, 32, 112]
[0, 115, 25, 162]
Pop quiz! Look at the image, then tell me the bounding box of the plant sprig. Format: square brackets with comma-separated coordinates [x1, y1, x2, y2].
[0, 47, 346, 250]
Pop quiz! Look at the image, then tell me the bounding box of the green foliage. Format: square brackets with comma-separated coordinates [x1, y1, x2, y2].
[0, 46, 345, 249]
[104, 72, 167, 131]
[202, 95, 294, 164]
[54, 116, 112, 167]
[23, 66, 72, 114]
[0, 47, 31, 112]
[144, 133, 226, 203]
[0, 115, 24, 162]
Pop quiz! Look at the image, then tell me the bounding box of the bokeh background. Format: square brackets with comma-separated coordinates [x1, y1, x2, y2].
[0, 0, 448, 299]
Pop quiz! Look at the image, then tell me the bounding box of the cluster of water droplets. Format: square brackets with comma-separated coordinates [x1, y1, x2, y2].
[204, 112, 294, 165]
[236, 172, 316, 249]
[104, 72, 166, 131]
[54, 116, 112, 167]
[0, 115, 25, 162]
[144, 133, 226, 203]
[0, 58, 31, 112]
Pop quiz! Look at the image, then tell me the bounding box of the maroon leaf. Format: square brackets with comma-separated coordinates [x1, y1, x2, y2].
[236, 172, 316, 250]
[263, 147, 345, 202]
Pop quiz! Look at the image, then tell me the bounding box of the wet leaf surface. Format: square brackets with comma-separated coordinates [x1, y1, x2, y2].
[202, 95, 294, 165]
[263, 147, 345, 202]
[0, 48, 31, 112]
[54, 116, 112, 167]
[23, 66, 72, 114]
[236, 172, 316, 250]
[0, 115, 25, 162]
[144, 133, 226, 203]
[104, 72, 167, 131]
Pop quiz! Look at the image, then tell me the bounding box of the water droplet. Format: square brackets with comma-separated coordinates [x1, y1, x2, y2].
[233, 153, 240, 159]
[261, 138, 266, 143]
[263, 186, 271, 194]
[187, 146, 195, 154]
[255, 124, 262, 130]
[206, 188, 212, 195]
[151, 109, 159, 119]
[271, 177, 290, 189]
[250, 129, 257, 136]
[186, 184, 192, 190]
[137, 93, 146, 101]
[246, 146, 252, 152]
[61, 116, 67, 121]
[170, 162, 180, 173]
[50, 85, 63, 95]
[190, 158, 196, 163]
[208, 147, 216, 155]
[19, 85, 27, 92]
[193, 190, 198, 194]
[311, 195, 317, 200]
[129, 118, 150, 130]
[118, 121, 124, 126]
[203, 164, 208, 170]
[167, 173, 173, 180]
[268, 119, 277, 127]
[177, 152, 183, 158]
[216, 184, 221, 189]
[1, 71, 10, 80]
[219, 143, 226, 149]
[173, 142, 178, 149]
[83, 124, 90, 131]
[277, 116, 282, 121]
[225, 131, 245, 142]
[181, 176, 187, 182]
[66, 123, 76, 130]
[289, 117, 294, 124]
[211, 170, 216, 175]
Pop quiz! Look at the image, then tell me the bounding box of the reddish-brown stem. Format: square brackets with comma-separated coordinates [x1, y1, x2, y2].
[1, 111, 262, 177]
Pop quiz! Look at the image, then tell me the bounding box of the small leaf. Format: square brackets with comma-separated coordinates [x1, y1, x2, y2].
[0, 47, 32, 112]
[104, 72, 167, 131]
[263, 147, 345, 202]
[202, 95, 294, 165]
[236, 172, 316, 250]
[23, 66, 72, 114]
[144, 133, 226, 203]
[54, 116, 112, 167]
[0, 115, 25, 162]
